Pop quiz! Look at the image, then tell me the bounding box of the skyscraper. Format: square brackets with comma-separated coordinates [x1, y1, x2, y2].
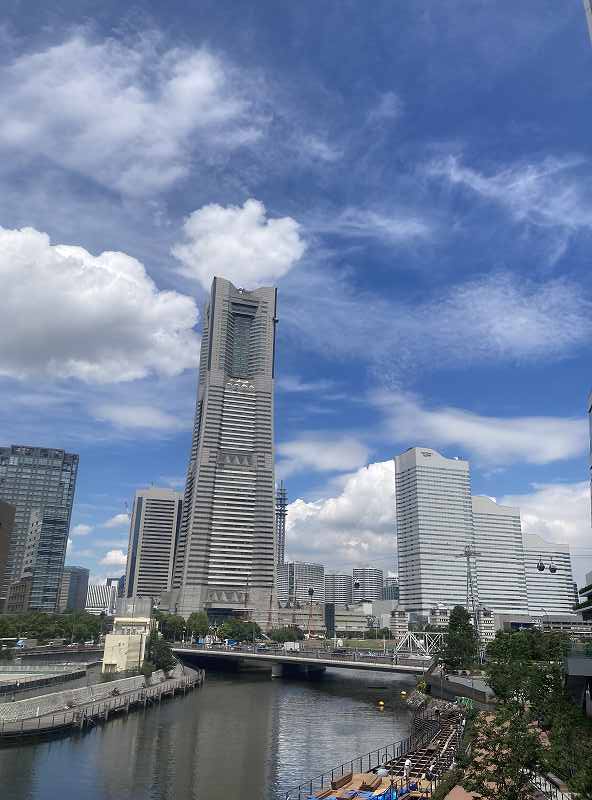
[0, 501, 15, 610]
[0, 446, 78, 609]
[585, 0, 592, 44]
[58, 565, 90, 612]
[395, 447, 473, 615]
[275, 481, 287, 566]
[472, 496, 528, 615]
[170, 277, 277, 616]
[588, 390, 592, 525]
[524, 533, 576, 617]
[352, 567, 384, 602]
[125, 487, 183, 599]
[277, 561, 325, 605]
[324, 572, 353, 604]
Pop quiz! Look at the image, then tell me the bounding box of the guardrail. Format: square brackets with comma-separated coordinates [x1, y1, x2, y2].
[283, 713, 442, 800]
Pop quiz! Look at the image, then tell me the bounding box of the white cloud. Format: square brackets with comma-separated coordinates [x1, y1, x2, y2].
[277, 434, 370, 478]
[429, 154, 592, 231]
[94, 404, 187, 431]
[317, 208, 431, 243]
[500, 482, 592, 584]
[277, 375, 336, 393]
[286, 461, 396, 569]
[100, 548, 128, 567]
[102, 513, 130, 529]
[72, 523, 93, 536]
[173, 198, 306, 289]
[0, 35, 262, 195]
[282, 267, 592, 372]
[296, 134, 343, 162]
[0, 225, 198, 383]
[376, 391, 587, 466]
[367, 92, 402, 123]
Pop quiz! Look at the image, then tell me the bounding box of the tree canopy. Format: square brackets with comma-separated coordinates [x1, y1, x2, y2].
[218, 618, 261, 642]
[439, 605, 478, 671]
[187, 611, 209, 638]
[0, 610, 104, 644]
[269, 625, 304, 643]
[153, 611, 186, 641]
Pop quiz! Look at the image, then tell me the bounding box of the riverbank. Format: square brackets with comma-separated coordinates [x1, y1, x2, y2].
[0, 664, 204, 741]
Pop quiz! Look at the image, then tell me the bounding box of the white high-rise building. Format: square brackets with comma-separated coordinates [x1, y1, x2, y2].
[86, 582, 118, 615]
[324, 572, 353, 604]
[125, 487, 183, 599]
[395, 448, 473, 615]
[524, 533, 576, 617]
[352, 567, 384, 602]
[277, 561, 324, 605]
[472, 496, 528, 615]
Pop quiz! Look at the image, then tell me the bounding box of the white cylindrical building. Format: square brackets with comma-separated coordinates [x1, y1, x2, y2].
[352, 567, 384, 602]
[324, 572, 353, 604]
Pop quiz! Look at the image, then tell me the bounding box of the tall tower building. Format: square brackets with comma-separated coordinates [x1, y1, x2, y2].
[324, 572, 353, 605]
[0, 501, 15, 609]
[0, 446, 78, 609]
[394, 447, 473, 616]
[275, 481, 287, 566]
[277, 561, 325, 605]
[170, 277, 277, 616]
[472, 496, 528, 615]
[125, 487, 183, 599]
[524, 533, 576, 617]
[352, 567, 384, 602]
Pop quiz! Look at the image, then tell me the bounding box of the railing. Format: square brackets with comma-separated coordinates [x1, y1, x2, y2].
[283, 714, 442, 799]
[529, 772, 573, 800]
[0, 668, 205, 738]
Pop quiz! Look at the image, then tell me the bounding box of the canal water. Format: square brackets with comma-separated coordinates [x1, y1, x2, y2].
[0, 668, 415, 800]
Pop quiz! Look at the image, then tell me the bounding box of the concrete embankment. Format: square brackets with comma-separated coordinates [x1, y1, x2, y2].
[0, 664, 205, 740]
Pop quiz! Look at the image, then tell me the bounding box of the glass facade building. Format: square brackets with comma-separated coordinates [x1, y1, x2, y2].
[0, 446, 78, 610]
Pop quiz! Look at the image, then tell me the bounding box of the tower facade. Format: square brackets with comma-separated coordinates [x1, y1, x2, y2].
[352, 567, 384, 602]
[58, 565, 90, 612]
[170, 277, 277, 615]
[324, 572, 353, 605]
[125, 487, 182, 599]
[0, 446, 78, 609]
[395, 447, 473, 615]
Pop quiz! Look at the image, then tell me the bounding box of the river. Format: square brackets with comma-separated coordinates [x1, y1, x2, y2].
[0, 667, 415, 800]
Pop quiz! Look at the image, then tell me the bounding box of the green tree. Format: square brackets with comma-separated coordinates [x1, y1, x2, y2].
[187, 612, 209, 639]
[440, 605, 478, 671]
[463, 704, 542, 800]
[156, 613, 186, 641]
[269, 625, 304, 643]
[144, 634, 176, 672]
[218, 618, 261, 642]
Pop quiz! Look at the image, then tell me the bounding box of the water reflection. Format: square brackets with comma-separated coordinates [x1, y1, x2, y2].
[0, 668, 415, 800]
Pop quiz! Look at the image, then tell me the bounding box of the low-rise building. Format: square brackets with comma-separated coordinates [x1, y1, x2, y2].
[102, 604, 153, 673]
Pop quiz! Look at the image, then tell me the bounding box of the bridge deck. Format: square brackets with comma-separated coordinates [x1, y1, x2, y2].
[173, 645, 429, 674]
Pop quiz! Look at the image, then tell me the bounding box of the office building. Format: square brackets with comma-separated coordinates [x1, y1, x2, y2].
[277, 561, 324, 605]
[589, 390, 592, 525]
[524, 533, 576, 617]
[86, 582, 118, 615]
[579, 571, 592, 621]
[353, 567, 384, 602]
[324, 572, 353, 605]
[125, 487, 183, 599]
[169, 277, 277, 616]
[58, 566, 90, 612]
[0, 501, 15, 609]
[0, 446, 78, 608]
[275, 481, 287, 566]
[395, 448, 474, 616]
[585, 1, 592, 44]
[472, 496, 529, 615]
[383, 576, 399, 601]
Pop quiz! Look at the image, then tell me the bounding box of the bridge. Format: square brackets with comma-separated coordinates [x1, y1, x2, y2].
[173, 643, 432, 678]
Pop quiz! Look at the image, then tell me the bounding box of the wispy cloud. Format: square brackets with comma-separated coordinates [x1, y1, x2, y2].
[101, 513, 130, 529]
[375, 390, 587, 466]
[93, 403, 187, 432]
[314, 207, 431, 243]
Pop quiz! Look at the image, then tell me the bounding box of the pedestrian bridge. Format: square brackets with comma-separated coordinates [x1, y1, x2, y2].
[173, 644, 432, 677]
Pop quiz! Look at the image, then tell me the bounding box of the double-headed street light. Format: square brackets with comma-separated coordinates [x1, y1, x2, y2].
[307, 587, 315, 638]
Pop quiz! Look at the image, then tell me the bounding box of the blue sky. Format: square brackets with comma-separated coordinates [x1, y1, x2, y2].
[0, 1, 591, 584]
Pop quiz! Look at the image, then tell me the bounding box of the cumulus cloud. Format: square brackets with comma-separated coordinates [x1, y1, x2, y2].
[72, 523, 93, 536]
[173, 198, 306, 289]
[0, 35, 262, 195]
[277, 434, 370, 478]
[102, 513, 130, 529]
[0, 226, 198, 383]
[429, 154, 592, 231]
[286, 461, 396, 569]
[100, 548, 128, 567]
[500, 482, 592, 583]
[94, 404, 187, 431]
[376, 391, 587, 466]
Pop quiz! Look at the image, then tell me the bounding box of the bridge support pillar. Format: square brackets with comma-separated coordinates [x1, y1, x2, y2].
[271, 663, 284, 679]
